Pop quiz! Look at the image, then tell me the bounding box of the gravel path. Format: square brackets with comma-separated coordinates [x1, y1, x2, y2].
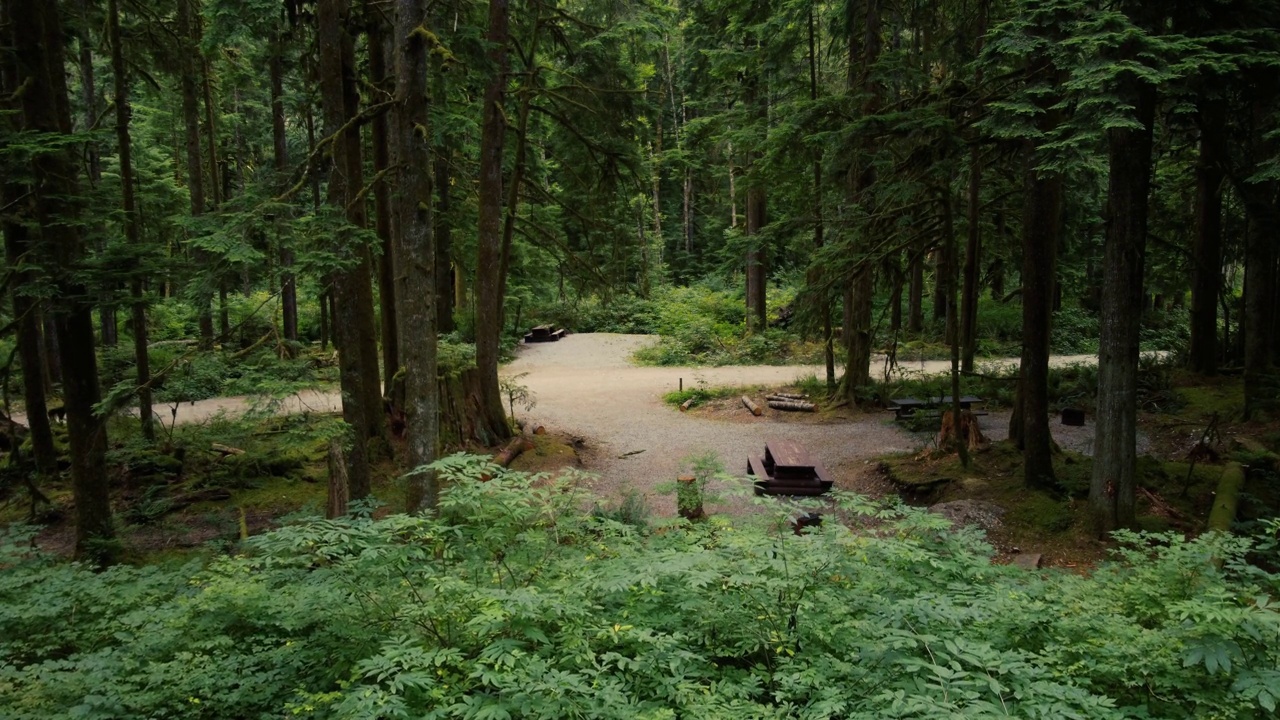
[507, 334, 1105, 516]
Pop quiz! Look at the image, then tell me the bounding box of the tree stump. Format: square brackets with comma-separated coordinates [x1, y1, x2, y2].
[938, 410, 988, 452]
[676, 475, 704, 520]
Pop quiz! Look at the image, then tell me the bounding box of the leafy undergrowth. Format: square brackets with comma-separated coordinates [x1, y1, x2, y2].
[2, 455, 1279, 718]
[878, 442, 1231, 568]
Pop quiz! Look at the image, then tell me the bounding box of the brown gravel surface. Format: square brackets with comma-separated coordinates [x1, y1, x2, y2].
[506, 334, 1101, 517]
[507, 333, 915, 516]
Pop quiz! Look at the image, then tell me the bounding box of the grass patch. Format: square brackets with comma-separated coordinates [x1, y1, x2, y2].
[663, 384, 755, 409]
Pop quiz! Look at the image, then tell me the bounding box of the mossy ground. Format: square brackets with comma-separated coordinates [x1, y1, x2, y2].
[875, 369, 1280, 569]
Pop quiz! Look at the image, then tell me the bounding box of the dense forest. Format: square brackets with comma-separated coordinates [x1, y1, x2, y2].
[3, 0, 1280, 716]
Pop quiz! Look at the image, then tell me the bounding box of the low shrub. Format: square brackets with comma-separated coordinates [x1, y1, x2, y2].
[2, 458, 1277, 718]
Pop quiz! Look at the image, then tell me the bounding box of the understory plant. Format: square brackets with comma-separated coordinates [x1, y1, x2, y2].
[1, 456, 1277, 719]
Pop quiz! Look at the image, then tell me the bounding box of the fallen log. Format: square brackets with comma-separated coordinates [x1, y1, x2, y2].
[161, 488, 232, 514]
[768, 393, 807, 401]
[1233, 436, 1280, 472]
[211, 443, 246, 456]
[767, 400, 815, 412]
[741, 396, 762, 416]
[680, 397, 696, 412]
[1206, 462, 1245, 532]
[493, 435, 535, 468]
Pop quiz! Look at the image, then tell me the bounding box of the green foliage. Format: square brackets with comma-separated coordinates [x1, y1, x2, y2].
[3, 459, 1279, 719]
[661, 383, 743, 408]
[1052, 306, 1101, 354]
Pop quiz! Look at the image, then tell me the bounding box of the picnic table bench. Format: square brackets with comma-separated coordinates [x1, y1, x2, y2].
[523, 325, 566, 343]
[887, 395, 986, 420]
[747, 439, 834, 496]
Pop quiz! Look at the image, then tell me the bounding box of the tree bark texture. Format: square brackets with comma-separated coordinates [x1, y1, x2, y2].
[319, 0, 382, 500]
[1242, 190, 1277, 418]
[13, 0, 114, 563]
[432, 54, 455, 333]
[908, 251, 924, 332]
[1016, 140, 1062, 489]
[108, 0, 154, 441]
[1188, 98, 1224, 376]
[1090, 78, 1156, 533]
[474, 0, 514, 444]
[393, 0, 440, 512]
[960, 144, 982, 371]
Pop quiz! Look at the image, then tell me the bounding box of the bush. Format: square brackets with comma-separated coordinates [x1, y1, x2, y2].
[1052, 306, 1100, 354]
[2, 459, 1278, 719]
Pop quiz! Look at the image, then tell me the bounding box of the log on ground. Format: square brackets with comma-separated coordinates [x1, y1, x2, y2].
[1206, 462, 1245, 532]
[493, 435, 535, 468]
[767, 400, 815, 412]
[741, 396, 763, 416]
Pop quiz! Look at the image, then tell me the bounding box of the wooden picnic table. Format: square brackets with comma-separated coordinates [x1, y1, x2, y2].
[749, 439, 833, 495]
[887, 395, 985, 420]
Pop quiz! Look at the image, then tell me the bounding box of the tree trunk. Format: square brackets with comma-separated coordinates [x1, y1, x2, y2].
[318, 0, 383, 500]
[908, 250, 924, 332]
[960, 145, 982, 370]
[933, 250, 947, 322]
[944, 188, 970, 468]
[0, 11, 56, 479]
[1016, 120, 1063, 490]
[201, 57, 220, 209]
[474, 0, 514, 444]
[271, 39, 298, 345]
[108, 0, 153, 441]
[1, 177, 57, 477]
[959, 1, 987, 372]
[432, 56, 455, 334]
[41, 310, 61, 390]
[13, 0, 114, 564]
[1242, 192, 1277, 419]
[178, 0, 214, 347]
[369, 14, 398, 397]
[745, 177, 767, 331]
[807, 6, 834, 393]
[393, 0, 440, 511]
[839, 0, 880, 403]
[1188, 99, 1223, 376]
[1090, 78, 1156, 533]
